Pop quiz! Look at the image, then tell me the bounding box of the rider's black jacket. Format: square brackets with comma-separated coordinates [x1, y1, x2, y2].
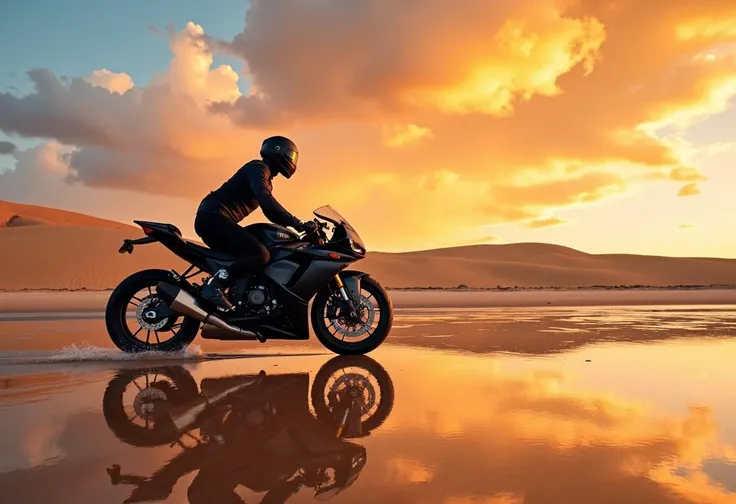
[197, 160, 300, 229]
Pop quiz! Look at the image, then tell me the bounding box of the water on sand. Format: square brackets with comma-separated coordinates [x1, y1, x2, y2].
[1, 306, 736, 503]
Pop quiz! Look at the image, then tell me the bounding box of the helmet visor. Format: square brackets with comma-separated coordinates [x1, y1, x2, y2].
[284, 149, 298, 165]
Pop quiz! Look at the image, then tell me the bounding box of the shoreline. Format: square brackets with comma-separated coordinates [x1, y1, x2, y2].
[3, 284, 736, 293]
[0, 288, 734, 314]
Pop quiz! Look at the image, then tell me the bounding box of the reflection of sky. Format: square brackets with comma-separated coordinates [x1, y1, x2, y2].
[701, 460, 736, 492]
[0, 378, 108, 472]
[1, 338, 736, 503]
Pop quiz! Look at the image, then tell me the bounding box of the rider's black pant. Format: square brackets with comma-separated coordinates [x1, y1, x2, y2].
[194, 211, 269, 282]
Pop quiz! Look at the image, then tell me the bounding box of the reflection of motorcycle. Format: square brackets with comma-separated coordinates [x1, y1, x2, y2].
[102, 355, 394, 504]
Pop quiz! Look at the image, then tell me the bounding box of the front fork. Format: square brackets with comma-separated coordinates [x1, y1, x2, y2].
[333, 275, 358, 320]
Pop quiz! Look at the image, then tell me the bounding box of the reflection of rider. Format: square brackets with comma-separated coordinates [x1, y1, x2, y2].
[194, 136, 318, 311]
[104, 357, 390, 504]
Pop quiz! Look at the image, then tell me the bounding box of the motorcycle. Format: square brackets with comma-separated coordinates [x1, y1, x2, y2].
[104, 205, 393, 355]
[102, 355, 395, 504]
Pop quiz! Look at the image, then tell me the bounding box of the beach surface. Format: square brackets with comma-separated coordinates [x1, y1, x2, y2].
[2, 302, 736, 503]
[2, 288, 736, 316]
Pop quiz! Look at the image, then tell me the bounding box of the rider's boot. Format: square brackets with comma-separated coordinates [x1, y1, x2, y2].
[201, 269, 234, 312]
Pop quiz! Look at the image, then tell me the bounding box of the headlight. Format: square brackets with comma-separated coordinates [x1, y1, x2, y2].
[349, 239, 365, 254]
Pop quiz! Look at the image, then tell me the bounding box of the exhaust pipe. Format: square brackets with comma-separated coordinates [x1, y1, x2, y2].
[156, 283, 265, 342]
[168, 379, 258, 431]
[199, 323, 257, 340]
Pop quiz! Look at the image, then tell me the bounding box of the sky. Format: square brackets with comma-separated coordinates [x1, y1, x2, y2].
[0, 0, 735, 257]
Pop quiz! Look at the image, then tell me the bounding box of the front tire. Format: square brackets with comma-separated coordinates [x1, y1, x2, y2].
[310, 276, 393, 355]
[105, 269, 200, 353]
[311, 354, 395, 435]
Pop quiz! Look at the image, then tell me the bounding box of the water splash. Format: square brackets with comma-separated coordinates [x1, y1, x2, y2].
[0, 345, 325, 367]
[45, 343, 204, 362]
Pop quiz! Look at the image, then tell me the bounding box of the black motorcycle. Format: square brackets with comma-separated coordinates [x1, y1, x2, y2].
[102, 355, 395, 504]
[105, 205, 393, 355]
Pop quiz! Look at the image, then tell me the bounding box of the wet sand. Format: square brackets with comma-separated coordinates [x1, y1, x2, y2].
[2, 288, 736, 315]
[2, 305, 736, 503]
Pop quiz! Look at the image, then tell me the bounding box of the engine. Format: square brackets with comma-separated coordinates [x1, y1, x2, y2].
[247, 287, 268, 306]
[234, 282, 279, 316]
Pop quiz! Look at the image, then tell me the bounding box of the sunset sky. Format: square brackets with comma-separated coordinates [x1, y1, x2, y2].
[1, 0, 735, 257]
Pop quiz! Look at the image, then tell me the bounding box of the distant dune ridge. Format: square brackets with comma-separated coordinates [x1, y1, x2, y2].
[2, 200, 736, 291]
[0, 201, 132, 230]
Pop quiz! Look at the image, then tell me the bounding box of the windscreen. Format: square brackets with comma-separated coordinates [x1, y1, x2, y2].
[313, 205, 364, 248]
[314, 205, 350, 226]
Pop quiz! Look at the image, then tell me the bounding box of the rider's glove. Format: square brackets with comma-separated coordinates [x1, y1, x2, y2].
[299, 220, 318, 234]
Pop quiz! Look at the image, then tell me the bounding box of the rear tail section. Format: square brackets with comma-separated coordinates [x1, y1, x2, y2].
[118, 221, 178, 255]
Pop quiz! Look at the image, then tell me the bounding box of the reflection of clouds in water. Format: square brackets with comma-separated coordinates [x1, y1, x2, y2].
[375, 349, 736, 503]
[697, 460, 736, 492]
[17, 421, 64, 469]
[0, 378, 108, 471]
[55, 410, 115, 459]
[538, 327, 591, 334]
[445, 493, 524, 504]
[385, 456, 434, 483]
[3, 341, 736, 503]
[388, 306, 736, 355]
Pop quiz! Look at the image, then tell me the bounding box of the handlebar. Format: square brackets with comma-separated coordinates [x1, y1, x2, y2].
[299, 218, 330, 245]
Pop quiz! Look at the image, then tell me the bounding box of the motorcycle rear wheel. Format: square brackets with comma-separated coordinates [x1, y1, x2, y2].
[102, 365, 199, 446]
[310, 276, 393, 355]
[105, 269, 200, 353]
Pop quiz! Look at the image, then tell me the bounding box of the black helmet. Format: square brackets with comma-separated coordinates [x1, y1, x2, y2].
[260, 136, 299, 179]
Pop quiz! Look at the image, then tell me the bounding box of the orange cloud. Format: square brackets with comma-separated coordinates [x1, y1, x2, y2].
[679, 183, 702, 197]
[383, 124, 433, 148]
[468, 234, 500, 245]
[526, 216, 568, 229]
[671, 167, 707, 182]
[83, 69, 134, 94]
[212, 0, 607, 124]
[1, 1, 735, 250]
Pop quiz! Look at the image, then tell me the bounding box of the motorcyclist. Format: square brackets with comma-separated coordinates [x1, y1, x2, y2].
[194, 136, 317, 311]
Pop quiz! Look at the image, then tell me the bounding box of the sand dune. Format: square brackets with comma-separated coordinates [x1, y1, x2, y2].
[0, 225, 189, 290]
[361, 244, 736, 288]
[2, 200, 736, 290]
[0, 201, 132, 230]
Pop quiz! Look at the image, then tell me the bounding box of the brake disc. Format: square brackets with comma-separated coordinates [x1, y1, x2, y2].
[135, 296, 169, 331]
[330, 295, 375, 337]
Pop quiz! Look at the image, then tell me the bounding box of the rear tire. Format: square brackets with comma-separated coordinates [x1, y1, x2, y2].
[310, 276, 393, 355]
[105, 269, 200, 353]
[102, 366, 199, 447]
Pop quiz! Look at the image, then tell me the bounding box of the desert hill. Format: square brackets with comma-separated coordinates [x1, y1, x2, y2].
[361, 244, 736, 288]
[2, 201, 736, 290]
[0, 201, 133, 230]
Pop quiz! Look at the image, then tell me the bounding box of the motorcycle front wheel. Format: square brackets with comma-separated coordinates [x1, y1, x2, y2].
[310, 276, 393, 355]
[311, 354, 395, 435]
